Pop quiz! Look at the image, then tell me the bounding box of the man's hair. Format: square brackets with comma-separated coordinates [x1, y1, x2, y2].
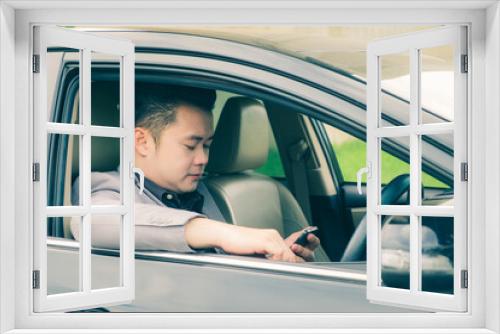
[135, 83, 216, 144]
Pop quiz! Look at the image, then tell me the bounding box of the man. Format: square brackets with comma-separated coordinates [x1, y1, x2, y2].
[71, 84, 319, 263]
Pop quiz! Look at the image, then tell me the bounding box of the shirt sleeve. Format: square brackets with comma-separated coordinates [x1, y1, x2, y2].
[70, 188, 205, 252]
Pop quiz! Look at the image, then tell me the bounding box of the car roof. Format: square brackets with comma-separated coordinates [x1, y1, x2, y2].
[67, 27, 456, 122]
[68, 25, 445, 79]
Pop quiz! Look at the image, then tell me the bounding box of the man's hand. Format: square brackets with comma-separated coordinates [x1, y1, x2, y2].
[285, 229, 321, 262]
[185, 218, 304, 263]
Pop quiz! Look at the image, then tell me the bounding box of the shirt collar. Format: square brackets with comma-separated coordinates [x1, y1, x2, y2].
[143, 177, 205, 213]
[143, 177, 167, 202]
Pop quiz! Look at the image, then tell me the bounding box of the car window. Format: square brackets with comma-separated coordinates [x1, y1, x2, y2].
[212, 90, 285, 178]
[325, 125, 448, 188]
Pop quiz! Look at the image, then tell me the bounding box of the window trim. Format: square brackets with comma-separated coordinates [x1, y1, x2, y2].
[366, 26, 467, 312]
[48, 237, 367, 285]
[32, 26, 137, 312]
[0, 3, 496, 333]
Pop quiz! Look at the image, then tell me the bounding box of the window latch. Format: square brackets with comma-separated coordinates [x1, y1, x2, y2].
[130, 163, 144, 194]
[356, 163, 371, 195]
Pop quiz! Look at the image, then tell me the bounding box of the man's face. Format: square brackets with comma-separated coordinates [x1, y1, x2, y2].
[136, 104, 214, 193]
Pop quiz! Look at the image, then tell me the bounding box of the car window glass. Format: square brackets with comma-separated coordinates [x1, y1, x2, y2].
[325, 125, 447, 188]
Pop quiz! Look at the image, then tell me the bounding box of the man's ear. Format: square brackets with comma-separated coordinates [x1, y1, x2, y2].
[135, 127, 154, 157]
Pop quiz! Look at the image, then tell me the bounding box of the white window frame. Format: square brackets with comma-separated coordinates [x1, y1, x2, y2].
[0, 1, 498, 333]
[32, 26, 136, 312]
[366, 26, 467, 312]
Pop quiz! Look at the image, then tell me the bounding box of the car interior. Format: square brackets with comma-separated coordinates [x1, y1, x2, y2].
[56, 78, 336, 261]
[203, 95, 331, 261]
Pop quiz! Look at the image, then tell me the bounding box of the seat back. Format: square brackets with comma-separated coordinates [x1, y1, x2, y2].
[205, 97, 329, 261]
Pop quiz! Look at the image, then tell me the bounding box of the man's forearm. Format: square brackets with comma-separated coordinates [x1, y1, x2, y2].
[183, 218, 303, 263]
[184, 217, 229, 249]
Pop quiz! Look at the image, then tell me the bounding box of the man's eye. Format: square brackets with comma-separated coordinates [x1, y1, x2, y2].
[185, 145, 195, 151]
[203, 145, 211, 150]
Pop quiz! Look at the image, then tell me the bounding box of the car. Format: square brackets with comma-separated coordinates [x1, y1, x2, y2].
[44, 27, 455, 312]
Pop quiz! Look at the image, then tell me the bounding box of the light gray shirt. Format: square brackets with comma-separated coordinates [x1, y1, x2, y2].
[70, 170, 226, 252]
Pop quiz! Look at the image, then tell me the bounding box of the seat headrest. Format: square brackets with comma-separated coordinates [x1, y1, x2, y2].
[206, 97, 269, 174]
[71, 82, 121, 181]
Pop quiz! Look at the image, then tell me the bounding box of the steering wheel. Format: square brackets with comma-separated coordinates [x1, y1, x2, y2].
[340, 174, 410, 262]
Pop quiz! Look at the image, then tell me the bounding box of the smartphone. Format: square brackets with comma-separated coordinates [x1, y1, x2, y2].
[294, 226, 319, 247]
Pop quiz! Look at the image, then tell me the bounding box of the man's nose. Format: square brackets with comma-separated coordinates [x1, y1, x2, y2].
[194, 147, 209, 165]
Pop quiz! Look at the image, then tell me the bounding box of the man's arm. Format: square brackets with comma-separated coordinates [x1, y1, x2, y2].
[70, 196, 303, 261]
[185, 218, 303, 263]
[70, 188, 203, 252]
[70, 173, 313, 261]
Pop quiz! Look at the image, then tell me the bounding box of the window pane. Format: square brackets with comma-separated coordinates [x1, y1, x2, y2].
[91, 215, 122, 290]
[91, 52, 121, 127]
[420, 45, 454, 124]
[47, 216, 81, 295]
[380, 137, 410, 205]
[47, 48, 80, 124]
[47, 134, 81, 208]
[380, 52, 410, 127]
[326, 126, 367, 183]
[420, 216, 454, 294]
[325, 126, 446, 188]
[421, 134, 454, 205]
[381, 215, 410, 290]
[91, 136, 122, 204]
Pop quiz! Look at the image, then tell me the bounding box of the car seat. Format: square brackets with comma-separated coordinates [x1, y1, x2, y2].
[204, 97, 330, 262]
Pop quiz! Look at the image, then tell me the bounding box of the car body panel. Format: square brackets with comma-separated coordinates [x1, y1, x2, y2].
[48, 238, 418, 313]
